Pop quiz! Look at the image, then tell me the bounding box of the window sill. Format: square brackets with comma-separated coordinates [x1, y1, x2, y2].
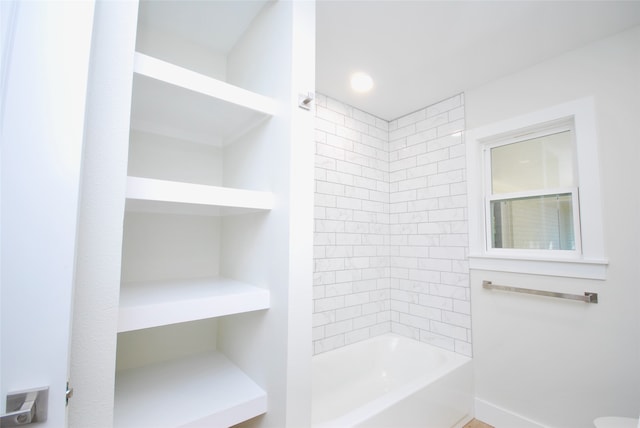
[468, 254, 608, 280]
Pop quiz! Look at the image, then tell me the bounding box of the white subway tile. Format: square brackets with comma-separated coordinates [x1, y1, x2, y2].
[335, 269, 363, 283]
[409, 303, 442, 321]
[353, 313, 378, 329]
[390, 156, 417, 172]
[317, 105, 345, 125]
[345, 150, 370, 167]
[314, 334, 345, 354]
[315, 258, 346, 272]
[438, 156, 467, 173]
[315, 219, 345, 233]
[398, 176, 427, 191]
[420, 331, 455, 351]
[314, 271, 335, 286]
[406, 128, 437, 146]
[416, 113, 449, 132]
[417, 148, 450, 166]
[389, 189, 417, 203]
[429, 246, 466, 260]
[345, 292, 370, 307]
[325, 246, 354, 258]
[430, 320, 467, 340]
[335, 305, 363, 321]
[427, 134, 463, 151]
[316, 117, 337, 134]
[325, 282, 354, 297]
[313, 310, 336, 327]
[317, 143, 346, 160]
[398, 313, 430, 330]
[419, 294, 454, 311]
[324, 319, 353, 337]
[442, 311, 471, 328]
[336, 196, 362, 210]
[314, 232, 335, 246]
[406, 164, 439, 179]
[389, 124, 416, 141]
[337, 125, 362, 143]
[314, 93, 470, 356]
[326, 133, 354, 151]
[455, 340, 473, 357]
[345, 186, 370, 200]
[315, 154, 337, 170]
[345, 116, 369, 134]
[396, 109, 426, 128]
[428, 170, 465, 187]
[314, 295, 345, 312]
[326, 97, 349, 116]
[453, 299, 471, 315]
[437, 119, 464, 137]
[345, 328, 371, 345]
[352, 107, 377, 126]
[426, 95, 461, 117]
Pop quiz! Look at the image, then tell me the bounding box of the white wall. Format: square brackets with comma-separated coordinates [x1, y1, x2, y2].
[467, 26, 640, 428]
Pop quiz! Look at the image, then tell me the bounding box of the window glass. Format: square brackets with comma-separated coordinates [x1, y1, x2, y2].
[491, 131, 574, 194]
[491, 193, 575, 250]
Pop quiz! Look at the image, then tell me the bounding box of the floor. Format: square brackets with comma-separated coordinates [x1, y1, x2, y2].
[463, 419, 494, 428]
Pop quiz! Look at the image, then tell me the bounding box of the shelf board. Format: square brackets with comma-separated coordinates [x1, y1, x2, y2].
[131, 52, 276, 146]
[114, 351, 267, 428]
[125, 176, 274, 216]
[118, 277, 270, 332]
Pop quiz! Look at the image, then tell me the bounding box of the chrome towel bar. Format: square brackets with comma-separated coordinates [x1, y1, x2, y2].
[482, 280, 598, 304]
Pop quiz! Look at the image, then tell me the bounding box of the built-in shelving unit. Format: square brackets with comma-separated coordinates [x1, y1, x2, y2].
[68, 1, 313, 426]
[113, 2, 280, 426]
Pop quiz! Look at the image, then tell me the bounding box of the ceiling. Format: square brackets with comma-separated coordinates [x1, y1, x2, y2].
[316, 1, 640, 121]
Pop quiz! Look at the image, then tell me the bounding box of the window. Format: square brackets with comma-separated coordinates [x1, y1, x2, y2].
[466, 98, 607, 279]
[486, 120, 579, 253]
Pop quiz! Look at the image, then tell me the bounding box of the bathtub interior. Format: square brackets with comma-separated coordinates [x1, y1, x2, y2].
[312, 334, 473, 428]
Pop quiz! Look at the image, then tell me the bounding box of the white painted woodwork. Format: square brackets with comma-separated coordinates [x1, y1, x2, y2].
[125, 176, 274, 215]
[61, 1, 315, 426]
[114, 351, 267, 428]
[130, 53, 276, 146]
[118, 277, 269, 332]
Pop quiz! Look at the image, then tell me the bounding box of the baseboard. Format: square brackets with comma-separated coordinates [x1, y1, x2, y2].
[475, 397, 548, 428]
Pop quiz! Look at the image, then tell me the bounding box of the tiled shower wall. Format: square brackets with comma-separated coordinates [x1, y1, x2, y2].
[313, 94, 471, 356]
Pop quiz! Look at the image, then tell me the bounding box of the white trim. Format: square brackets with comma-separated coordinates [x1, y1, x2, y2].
[466, 97, 607, 279]
[475, 398, 548, 428]
[469, 254, 608, 280]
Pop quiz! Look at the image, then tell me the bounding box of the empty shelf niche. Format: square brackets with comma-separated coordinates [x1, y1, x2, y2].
[114, 350, 267, 428]
[130, 53, 276, 147]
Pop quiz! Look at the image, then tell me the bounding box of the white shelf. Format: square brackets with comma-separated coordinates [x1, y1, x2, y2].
[118, 277, 270, 332]
[114, 351, 267, 428]
[130, 53, 276, 146]
[125, 176, 274, 216]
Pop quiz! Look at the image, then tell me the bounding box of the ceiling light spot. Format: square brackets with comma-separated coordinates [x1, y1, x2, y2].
[350, 72, 374, 93]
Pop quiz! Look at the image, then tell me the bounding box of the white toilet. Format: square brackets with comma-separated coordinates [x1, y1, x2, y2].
[593, 416, 640, 428]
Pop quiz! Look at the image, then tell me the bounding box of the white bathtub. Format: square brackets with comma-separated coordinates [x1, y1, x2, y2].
[312, 334, 474, 428]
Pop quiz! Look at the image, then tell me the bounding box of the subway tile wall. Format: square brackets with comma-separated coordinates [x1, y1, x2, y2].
[313, 93, 471, 356]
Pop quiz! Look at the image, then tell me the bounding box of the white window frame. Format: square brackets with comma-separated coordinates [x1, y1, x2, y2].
[466, 97, 608, 279]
